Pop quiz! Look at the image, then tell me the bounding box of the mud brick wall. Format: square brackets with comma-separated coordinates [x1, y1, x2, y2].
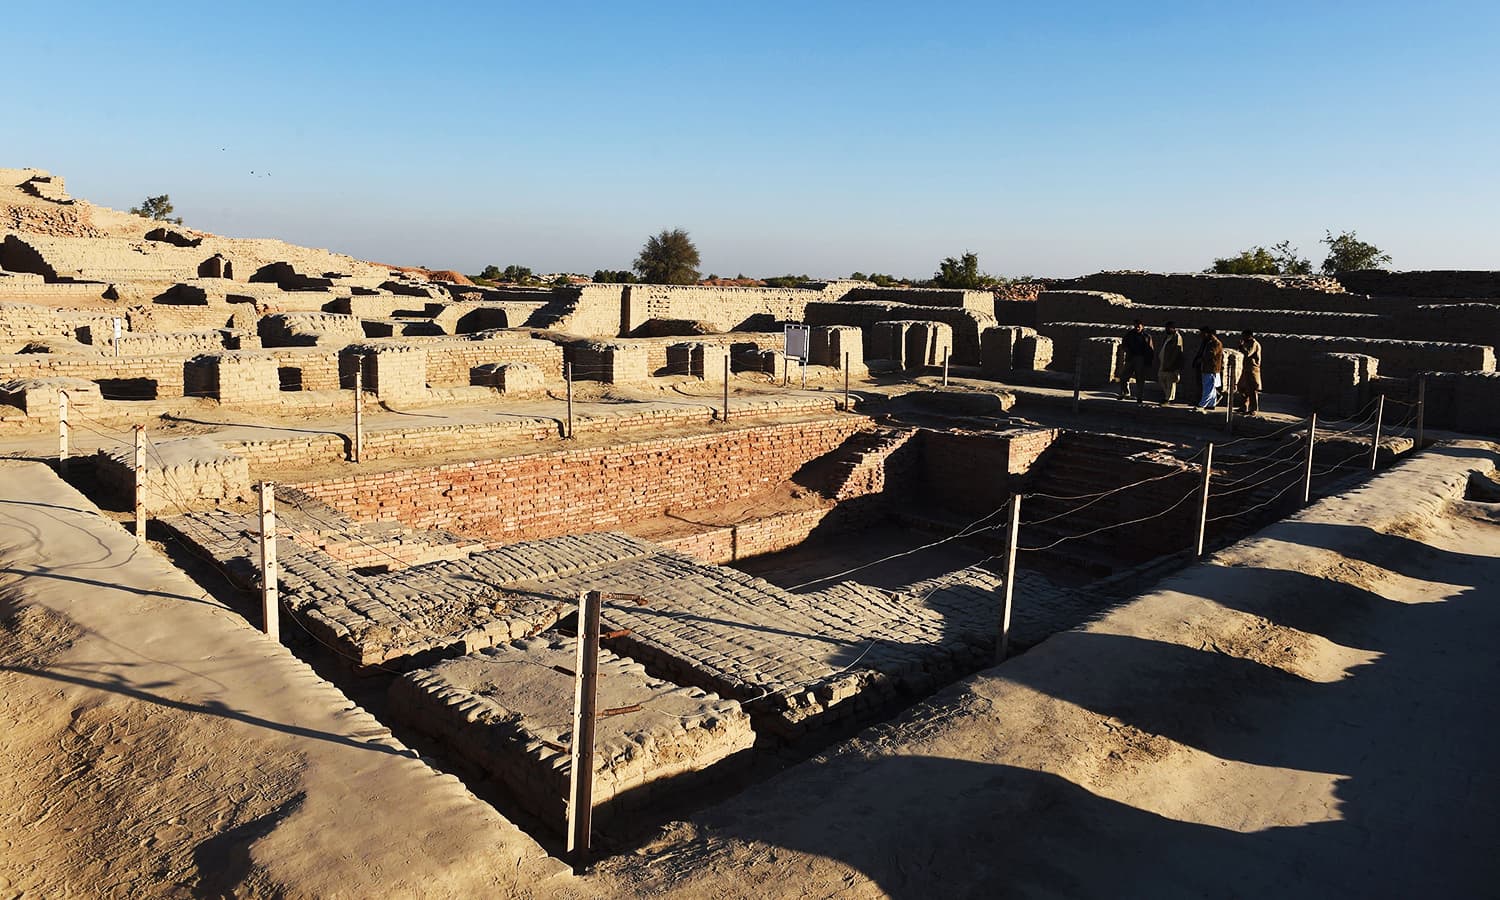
[0, 303, 119, 352]
[623, 284, 828, 334]
[840, 287, 993, 313]
[1416, 371, 1500, 436]
[804, 301, 995, 366]
[610, 333, 776, 375]
[268, 348, 344, 390]
[127, 303, 252, 334]
[657, 507, 851, 565]
[1337, 270, 1500, 299]
[1039, 322, 1494, 384]
[421, 338, 563, 385]
[980, 326, 1034, 376]
[293, 418, 871, 543]
[0, 353, 187, 399]
[1055, 272, 1356, 311]
[917, 429, 1059, 516]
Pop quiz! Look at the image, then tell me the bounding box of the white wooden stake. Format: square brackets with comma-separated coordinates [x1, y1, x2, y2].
[1196, 442, 1214, 558]
[1370, 395, 1385, 471]
[133, 425, 146, 543]
[996, 493, 1022, 664]
[58, 389, 69, 474]
[1225, 356, 1236, 433]
[722, 356, 730, 423]
[1072, 355, 1082, 413]
[565, 362, 574, 439]
[1416, 375, 1426, 449]
[567, 589, 603, 871]
[259, 482, 279, 642]
[353, 357, 364, 463]
[843, 352, 850, 412]
[942, 347, 950, 387]
[1302, 413, 1317, 506]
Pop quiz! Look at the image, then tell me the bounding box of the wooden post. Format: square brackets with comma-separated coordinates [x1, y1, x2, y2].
[133, 425, 146, 543]
[942, 347, 950, 387]
[1196, 442, 1214, 558]
[57, 389, 69, 474]
[1416, 374, 1426, 449]
[1302, 413, 1317, 505]
[352, 356, 364, 463]
[1369, 394, 1385, 471]
[565, 362, 574, 439]
[1072, 355, 1082, 413]
[995, 493, 1022, 664]
[800, 353, 807, 390]
[1225, 356, 1236, 433]
[567, 589, 603, 871]
[112, 317, 122, 357]
[722, 356, 730, 423]
[843, 352, 850, 412]
[258, 482, 279, 642]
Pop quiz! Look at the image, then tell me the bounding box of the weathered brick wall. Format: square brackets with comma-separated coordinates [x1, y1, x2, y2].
[1337, 270, 1500, 299]
[421, 337, 563, 384]
[804, 301, 995, 365]
[1054, 272, 1354, 310]
[0, 353, 187, 399]
[624, 284, 830, 334]
[1415, 371, 1500, 436]
[1039, 322, 1494, 383]
[268, 347, 344, 390]
[917, 429, 1059, 516]
[292, 417, 871, 543]
[1035, 290, 1500, 346]
[840, 287, 993, 313]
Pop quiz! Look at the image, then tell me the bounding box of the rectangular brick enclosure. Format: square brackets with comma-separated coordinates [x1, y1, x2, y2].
[293, 417, 871, 543]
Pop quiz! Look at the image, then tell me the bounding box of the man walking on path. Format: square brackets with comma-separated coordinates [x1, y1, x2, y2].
[1157, 321, 1184, 404]
[1118, 319, 1156, 403]
[1236, 330, 1263, 415]
[1194, 328, 1224, 409]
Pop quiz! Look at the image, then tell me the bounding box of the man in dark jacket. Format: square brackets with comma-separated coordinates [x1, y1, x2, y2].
[1118, 319, 1156, 403]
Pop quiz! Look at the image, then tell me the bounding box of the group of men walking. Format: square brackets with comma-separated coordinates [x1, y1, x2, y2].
[1116, 319, 1263, 414]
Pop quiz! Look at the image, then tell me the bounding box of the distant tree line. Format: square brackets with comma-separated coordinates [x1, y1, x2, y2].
[1209, 231, 1391, 276]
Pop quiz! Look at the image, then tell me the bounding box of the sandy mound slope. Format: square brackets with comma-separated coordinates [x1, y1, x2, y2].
[0, 461, 568, 898]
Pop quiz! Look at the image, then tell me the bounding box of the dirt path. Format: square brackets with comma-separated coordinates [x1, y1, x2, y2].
[588, 440, 1500, 899]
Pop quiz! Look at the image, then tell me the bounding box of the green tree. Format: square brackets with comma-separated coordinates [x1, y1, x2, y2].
[933, 251, 995, 289]
[1320, 230, 1391, 274]
[478, 264, 502, 281]
[761, 274, 810, 288]
[501, 264, 534, 284]
[129, 194, 182, 225]
[592, 269, 638, 284]
[1208, 240, 1312, 275]
[849, 271, 868, 281]
[633, 228, 701, 285]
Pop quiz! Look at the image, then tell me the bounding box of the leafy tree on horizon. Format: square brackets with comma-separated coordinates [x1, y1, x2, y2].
[933, 251, 996, 289]
[1208, 240, 1311, 276]
[478, 264, 502, 281]
[129, 194, 183, 225]
[501, 264, 534, 284]
[1320, 230, 1391, 274]
[593, 269, 638, 284]
[634, 228, 701, 285]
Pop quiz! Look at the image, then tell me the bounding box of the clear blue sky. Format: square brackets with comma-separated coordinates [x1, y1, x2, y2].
[7, 1, 1497, 278]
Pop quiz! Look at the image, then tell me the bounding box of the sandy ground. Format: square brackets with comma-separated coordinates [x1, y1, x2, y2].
[586, 441, 1500, 898]
[2, 428, 1493, 898]
[0, 461, 568, 899]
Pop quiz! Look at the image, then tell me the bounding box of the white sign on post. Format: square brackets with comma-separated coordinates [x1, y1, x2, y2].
[783, 324, 810, 362]
[783, 324, 811, 388]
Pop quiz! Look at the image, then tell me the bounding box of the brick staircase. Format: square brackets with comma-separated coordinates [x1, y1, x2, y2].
[822, 427, 920, 501]
[1019, 431, 1197, 570]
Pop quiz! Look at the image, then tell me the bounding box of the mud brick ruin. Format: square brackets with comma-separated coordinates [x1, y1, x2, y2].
[3, 165, 1498, 890]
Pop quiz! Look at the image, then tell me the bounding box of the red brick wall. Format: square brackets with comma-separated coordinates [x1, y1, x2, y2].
[918, 429, 1059, 516]
[293, 417, 871, 543]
